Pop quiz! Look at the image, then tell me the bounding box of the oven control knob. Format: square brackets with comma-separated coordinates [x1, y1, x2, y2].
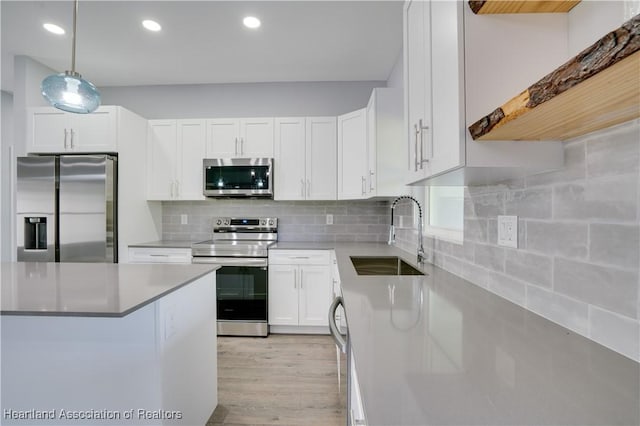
[261, 220, 266, 226]
[268, 220, 274, 226]
[224, 219, 230, 225]
[216, 219, 222, 225]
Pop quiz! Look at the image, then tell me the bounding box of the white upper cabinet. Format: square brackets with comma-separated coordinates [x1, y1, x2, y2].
[403, 1, 565, 185]
[306, 117, 337, 200]
[241, 118, 274, 157]
[205, 119, 239, 158]
[429, 0, 465, 178]
[205, 118, 274, 158]
[274, 117, 336, 201]
[176, 120, 206, 200]
[404, 0, 432, 182]
[147, 119, 206, 201]
[147, 120, 177, 200]
[274, 118, 307, 200]
[366, 88, 404, 198]
[27, 106, 118, 153]
[337, 108, 367, 200]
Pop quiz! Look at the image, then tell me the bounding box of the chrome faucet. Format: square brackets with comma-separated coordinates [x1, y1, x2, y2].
[388, 196, 426, 264]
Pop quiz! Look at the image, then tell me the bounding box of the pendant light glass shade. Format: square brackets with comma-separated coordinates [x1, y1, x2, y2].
[41, 0, 100, 114]
[42, 71, 100, 114]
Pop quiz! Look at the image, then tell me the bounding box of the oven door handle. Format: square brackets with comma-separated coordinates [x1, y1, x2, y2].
[192, 257, 268, 267]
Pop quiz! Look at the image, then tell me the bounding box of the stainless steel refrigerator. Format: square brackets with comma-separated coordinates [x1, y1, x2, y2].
[16, 155, 118, 263]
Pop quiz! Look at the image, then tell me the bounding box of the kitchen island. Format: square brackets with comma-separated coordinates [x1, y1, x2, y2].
[330, 244, 639, 426]
[0, 262, 218, 426]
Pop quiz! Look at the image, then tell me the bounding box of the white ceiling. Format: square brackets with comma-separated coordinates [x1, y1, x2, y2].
[1, 1, 403, 93]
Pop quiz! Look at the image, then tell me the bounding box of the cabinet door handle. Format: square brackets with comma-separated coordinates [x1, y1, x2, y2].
[70, 128, 75, 149]
[414, 123, 420, 171]
[361, 176, 366, 195]
[234, 137, 238, 156]
[300, 178, 305, 198]
[170, 182, 174, 198]
[299, 269, 303, 289]
[419, 119, 430, 168]
[172, 181, 178, 199]
[64, 129, 69, 149]
[176, 180, 181, 198]
[369, 170, 375, 191]
[294, 269, 297, 289]
[306, 179, 310, 197]
[240, 137, 244, 155]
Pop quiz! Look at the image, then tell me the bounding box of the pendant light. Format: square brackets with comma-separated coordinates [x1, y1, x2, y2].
[41, 0, 100, 114]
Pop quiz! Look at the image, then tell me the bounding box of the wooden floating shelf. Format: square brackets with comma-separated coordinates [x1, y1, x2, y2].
[468, 0, 581, 14]
[469, 15, 640, 141]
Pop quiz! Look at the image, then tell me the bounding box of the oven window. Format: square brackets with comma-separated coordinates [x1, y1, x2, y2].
[216, 266, 268, 321]
[205, 166, 270, 191]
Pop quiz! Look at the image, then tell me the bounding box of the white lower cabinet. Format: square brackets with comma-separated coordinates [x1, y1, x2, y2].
[268, 250, 332, 330]
[128, 247, 192, 264]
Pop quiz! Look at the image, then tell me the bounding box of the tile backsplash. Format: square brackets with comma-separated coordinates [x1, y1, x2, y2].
[395, 119, 640, 362]
[162, 199, 391, 243]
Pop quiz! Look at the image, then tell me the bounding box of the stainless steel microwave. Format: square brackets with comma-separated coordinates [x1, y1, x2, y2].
[203, 158, 273, 198]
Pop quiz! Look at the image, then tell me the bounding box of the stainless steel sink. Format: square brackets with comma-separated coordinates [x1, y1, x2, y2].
[350, 256, 424, 276]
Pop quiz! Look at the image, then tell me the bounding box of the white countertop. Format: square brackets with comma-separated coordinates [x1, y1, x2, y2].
[333, 243, 639, 425]
[0, 262, 217, 317]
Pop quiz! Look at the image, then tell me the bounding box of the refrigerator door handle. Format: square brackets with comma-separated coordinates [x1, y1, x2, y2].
[64, 129, 69, 150]
[328, 296, 347, 354]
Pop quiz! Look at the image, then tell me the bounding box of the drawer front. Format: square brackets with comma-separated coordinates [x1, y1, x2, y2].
[268, 250, 331, 265]
[128, 247, 192, 264]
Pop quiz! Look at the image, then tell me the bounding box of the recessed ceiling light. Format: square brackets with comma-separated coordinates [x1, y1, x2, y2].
[243, 16, 261, 29]
[43, 23, 65, 35]
[142, 20, 162, 32]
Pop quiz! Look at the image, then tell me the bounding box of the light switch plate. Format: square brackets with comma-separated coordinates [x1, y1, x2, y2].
[180, 214, 188, 225]
[498, 215, 518, 248]
[326, 214, 334, 225]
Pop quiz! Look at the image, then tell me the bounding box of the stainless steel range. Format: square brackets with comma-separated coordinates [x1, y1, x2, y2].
[192, 217, 277, 337]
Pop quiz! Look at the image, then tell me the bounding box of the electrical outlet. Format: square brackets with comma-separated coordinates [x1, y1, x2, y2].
[326, 214, 333, 225]
[180, 214, 188, 225]
[498, 215, 518, 248]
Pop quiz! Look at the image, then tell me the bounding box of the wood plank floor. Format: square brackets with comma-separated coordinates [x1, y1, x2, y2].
[207, 334, 347, 426]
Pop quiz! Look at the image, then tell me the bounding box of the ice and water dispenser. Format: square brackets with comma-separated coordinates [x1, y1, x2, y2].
[23, 217, 48, 250]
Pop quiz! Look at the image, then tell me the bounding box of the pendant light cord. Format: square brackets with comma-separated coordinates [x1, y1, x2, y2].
[71, 0, 78, 73]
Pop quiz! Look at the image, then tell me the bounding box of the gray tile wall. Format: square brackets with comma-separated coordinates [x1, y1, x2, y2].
[162, 199, 391, 243]
[396, 119, 640, 361]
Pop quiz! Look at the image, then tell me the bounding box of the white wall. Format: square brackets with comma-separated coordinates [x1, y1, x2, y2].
[7, 57, 56, 261]
[385, 52, 403, 89]
[98, 81, 386, 119]
[1, 91, 14, 261]
[568, 1, 630, 57]
[13, 56, 54, 156]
